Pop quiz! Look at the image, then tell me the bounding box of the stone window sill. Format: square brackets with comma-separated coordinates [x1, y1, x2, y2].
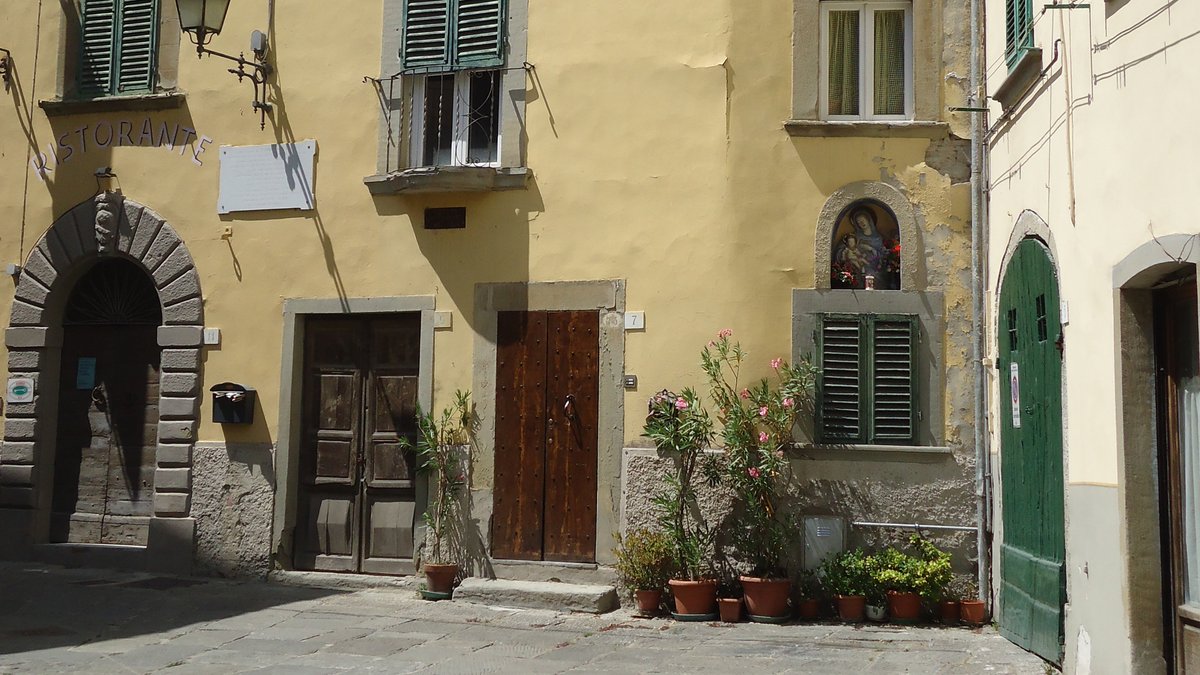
[795, 443, 952, 461]
[784, 120, 950, 139]
[39, 91, 187, 116]
[364, 166, 531, 195]
[993, 48, 1044, 112]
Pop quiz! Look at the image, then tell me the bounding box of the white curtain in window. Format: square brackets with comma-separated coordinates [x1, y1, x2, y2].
[1181, 376, 1200, 604]
[828, 11, 860, 116]
[873, 9, 906, 116]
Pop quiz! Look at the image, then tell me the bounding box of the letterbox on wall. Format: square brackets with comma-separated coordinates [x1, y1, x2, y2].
[211, 382, 255, 424]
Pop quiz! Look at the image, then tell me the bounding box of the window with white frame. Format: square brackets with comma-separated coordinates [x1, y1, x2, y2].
[818, 1, 913, 120]
[402, 0, 505, 168]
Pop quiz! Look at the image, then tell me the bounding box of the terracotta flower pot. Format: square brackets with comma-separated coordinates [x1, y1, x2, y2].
[740, 576, 791, 619]
[939, 600, 961, 625]
[960, 599, 986, 626]
[887, 591, 922, 622]
[634, 589, 663, 615]
[835, 594, 866, 622]
[718, 597, 743, 623]
[797, 598, 821, 620]
[423, 563, 458, 594]
[668, 579, 718, 616]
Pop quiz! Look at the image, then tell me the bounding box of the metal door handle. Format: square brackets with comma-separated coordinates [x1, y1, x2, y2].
[564, 395, 576, 422]
[91, 386, 106, 406]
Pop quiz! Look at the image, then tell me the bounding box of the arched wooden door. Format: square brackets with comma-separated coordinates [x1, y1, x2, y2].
[51, 259, 162, 546]
[997, 238, 1066, 664]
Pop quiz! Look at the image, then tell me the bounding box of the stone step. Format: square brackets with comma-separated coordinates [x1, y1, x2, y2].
[454, 577, 619, 614]
[35, 542, 146, 572]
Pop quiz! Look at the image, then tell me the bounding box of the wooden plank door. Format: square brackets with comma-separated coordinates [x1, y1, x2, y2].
[493, 311, 599, 563]
[295, 315, 420, 574]
[997, 239, 1066, 664]
[1154, 279, 1200, 674]
[51, 325, 160, 546]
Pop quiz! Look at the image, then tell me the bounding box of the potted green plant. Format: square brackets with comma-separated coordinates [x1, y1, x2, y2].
[796, 571, 823, 620]
[645, 388, 719, 618]
[875, 536, 953, 622]
[701, 330, 817, 622]
[820, 548, 872, 622]
[402, 390, 474, 600]
[958, 577, 986, 626]
[717, 578, 744, 623]
[613, 528, 674, 616]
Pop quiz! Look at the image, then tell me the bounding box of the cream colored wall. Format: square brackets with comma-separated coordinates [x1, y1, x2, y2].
[0, 0, 973, 450]
[984, 0, 1200, 671]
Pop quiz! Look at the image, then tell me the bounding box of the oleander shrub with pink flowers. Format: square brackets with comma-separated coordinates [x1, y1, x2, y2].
[701, 331, 818, 578]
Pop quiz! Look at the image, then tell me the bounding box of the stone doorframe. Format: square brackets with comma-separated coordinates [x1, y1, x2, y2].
[472, 280, 626, 567]
[271, 296, 436, 570]
[1113, 233, 1200, 675]
[0, 194, 203, 574]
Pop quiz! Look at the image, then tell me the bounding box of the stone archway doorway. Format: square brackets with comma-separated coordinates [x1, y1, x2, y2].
[50, 258, 163, 546]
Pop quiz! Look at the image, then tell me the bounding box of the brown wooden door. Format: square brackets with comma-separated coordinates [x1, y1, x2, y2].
[295, 315, 421, 575]
[493, 311, 599, 563]
[1155, 279, 1200, 673]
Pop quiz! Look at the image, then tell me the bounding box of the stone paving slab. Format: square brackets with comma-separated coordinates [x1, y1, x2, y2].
[0, 562, 1051, 674]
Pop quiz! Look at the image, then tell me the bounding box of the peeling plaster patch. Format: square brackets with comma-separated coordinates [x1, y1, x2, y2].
[924, 136, 971, 184]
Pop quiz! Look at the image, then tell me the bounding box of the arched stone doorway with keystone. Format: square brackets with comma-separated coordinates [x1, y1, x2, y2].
[0, 193, 203, 574]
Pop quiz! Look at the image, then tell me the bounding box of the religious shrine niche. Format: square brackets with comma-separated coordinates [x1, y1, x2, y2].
[830, 200, 902, 290]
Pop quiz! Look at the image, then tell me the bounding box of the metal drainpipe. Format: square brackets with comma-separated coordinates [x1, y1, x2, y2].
[969, 0, 993, 615]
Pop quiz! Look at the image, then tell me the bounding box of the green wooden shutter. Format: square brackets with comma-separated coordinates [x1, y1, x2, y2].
[819, 315, 865, 443]
[79, 0, 118, 96]
[402, 0, 452, 69]
[454, 0, 504, 67]
[116, 0, 157, 93]
[870, 316, 917, 443]
[1005, 0, 1032, 67]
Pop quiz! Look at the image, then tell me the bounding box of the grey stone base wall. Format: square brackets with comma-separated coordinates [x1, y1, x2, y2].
[192, 442, 276, 579]
[620, 446, 978, 577]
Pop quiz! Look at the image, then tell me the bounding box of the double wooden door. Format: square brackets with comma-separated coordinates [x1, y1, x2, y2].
[295, 315, 421, 575]
[493, 311, 599, 563]
[997, 239, 1066, 664]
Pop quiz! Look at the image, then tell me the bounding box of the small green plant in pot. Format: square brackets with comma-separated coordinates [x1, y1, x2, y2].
[796, 571, 823, 620]
[874, 535, 953, 622]
[613, 528, 674, 615]
[644, 387, 719, 617]
[402, 390, 474, 600]
[820, 548, 873, 622]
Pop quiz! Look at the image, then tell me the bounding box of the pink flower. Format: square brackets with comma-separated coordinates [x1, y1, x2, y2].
[748, 467, 761, 479]
[739, 389, 750, 400]
[718, 328, 733, 339]
[707, 340, 716, 348]
[771, 358, 782, 370]
[774, 450, 785, 459]
[758, 431, 769, 443]
[759, 406, 769, 417]
[675, 398, 689, 410]
[783, 397, 794, 409]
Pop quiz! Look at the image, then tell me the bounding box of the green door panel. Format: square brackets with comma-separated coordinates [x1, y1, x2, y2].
[998, 238, 1066, 664]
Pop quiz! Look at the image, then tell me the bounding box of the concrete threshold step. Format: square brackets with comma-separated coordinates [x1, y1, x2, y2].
[454, 577, 619, 614]
[269, 569, 420, 592]
[35, 542, 147, 571]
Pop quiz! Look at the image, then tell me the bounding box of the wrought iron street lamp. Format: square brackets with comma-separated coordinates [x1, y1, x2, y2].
[175, 0, 272, 129]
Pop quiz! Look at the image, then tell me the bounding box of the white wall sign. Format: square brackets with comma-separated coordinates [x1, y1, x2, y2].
[1009, 362, 1021, 429]
[218, 140, 317, 214]
[6, 377, 34, 404]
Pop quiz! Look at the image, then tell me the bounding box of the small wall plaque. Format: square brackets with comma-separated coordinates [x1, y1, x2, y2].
[218, 141, 317, 214]
[6, 377, 33, 404]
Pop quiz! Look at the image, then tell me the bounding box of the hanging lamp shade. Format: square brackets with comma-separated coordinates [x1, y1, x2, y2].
[176, 0, 232, 40]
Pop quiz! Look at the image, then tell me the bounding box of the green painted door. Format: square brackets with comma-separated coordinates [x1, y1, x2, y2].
[998, 238, 1066, 664]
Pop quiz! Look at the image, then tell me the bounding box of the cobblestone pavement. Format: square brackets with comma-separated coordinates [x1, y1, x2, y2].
[0, 563, 1049, 674]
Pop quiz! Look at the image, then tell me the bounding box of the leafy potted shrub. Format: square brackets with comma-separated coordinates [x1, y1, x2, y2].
[701, 331, 817, 622]
[820, 548, 872, 622]
[613, 528, 674, 616]
[796, 571, 823, 620]
[875, 536, 953, 622]
[717, 578, 744, 623]
[402, 390, 474, 600]
[645, 388, 719, 618]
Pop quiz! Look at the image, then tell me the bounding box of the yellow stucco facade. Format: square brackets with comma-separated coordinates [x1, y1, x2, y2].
[0, 0, 977, 583]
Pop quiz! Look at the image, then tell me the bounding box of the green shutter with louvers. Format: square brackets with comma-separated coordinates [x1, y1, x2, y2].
[455, 0, 504, 67]
[870, 317, 917, 443]
[79, 0, 118, 96]
[402, 0, 505, 71]
[818, 315, 865, 443]
[116, 0, 157, 93]
[402, 0, 451, 69]
[1005, 0, 1033, 68]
